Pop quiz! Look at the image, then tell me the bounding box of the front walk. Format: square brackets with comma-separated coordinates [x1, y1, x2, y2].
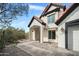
[17, 40, 79, 56]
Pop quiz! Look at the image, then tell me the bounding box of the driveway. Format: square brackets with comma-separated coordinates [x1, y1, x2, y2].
[17, 40, 79, 56]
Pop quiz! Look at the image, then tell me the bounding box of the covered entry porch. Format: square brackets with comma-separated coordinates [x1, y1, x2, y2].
[29, 25, 43, 43]
[30, 25, 40, 41]
[28, 16, 46, 43]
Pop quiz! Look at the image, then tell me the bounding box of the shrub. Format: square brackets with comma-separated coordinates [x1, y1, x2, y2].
[0, 27, 26, 48]
[25, 32, 29, 39]
[0, 30, 5, 49]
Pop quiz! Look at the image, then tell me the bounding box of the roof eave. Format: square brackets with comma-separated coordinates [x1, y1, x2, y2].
[40, 3, 66, 18]
[28, 16, 34, 27]
[40, 8, 60, 17]
[55, 3, 79, 25]
[28, 16, 46, 27]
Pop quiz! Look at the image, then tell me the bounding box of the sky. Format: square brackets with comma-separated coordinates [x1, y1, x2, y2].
[11, 3, 48, 32]
[11, 3, 72, 32]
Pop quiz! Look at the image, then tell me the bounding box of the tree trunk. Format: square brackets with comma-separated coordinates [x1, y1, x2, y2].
[0, 30, 5, 51]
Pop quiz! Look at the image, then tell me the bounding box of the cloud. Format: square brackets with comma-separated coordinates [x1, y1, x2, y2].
[29, 4, 45, 10]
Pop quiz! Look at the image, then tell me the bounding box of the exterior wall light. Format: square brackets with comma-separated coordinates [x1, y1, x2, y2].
[61, 27, 65, 32]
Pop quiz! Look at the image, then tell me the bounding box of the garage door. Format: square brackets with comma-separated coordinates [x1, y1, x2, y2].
[68, 25, 79, 51]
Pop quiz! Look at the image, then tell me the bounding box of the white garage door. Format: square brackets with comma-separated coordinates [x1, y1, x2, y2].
[68, 25, 79, 51]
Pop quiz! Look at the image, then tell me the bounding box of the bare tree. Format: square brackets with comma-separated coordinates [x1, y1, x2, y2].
[0, 3, 29, 28]
[0, 3, 29, 49]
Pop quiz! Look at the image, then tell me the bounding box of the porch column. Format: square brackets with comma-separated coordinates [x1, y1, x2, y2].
[40, 26, 43, 43]
[32, 30, 35, 41]
[29, 28, 31, 40]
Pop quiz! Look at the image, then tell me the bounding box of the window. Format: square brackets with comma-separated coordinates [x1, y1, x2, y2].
[48, 30, 55, 39]
[48, 14, 55, 24]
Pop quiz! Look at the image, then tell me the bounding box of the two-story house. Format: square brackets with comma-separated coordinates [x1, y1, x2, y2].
[28, 3, 66, 44]
[55, 3, 79, 51]
[28, 3, 79, 51]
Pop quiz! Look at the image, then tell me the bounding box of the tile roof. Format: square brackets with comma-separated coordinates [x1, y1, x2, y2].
[55, 3, 79, 25]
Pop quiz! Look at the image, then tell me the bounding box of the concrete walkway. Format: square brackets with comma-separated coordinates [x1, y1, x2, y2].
[0, 44, 31, 56]
[17, 40, 79, 56]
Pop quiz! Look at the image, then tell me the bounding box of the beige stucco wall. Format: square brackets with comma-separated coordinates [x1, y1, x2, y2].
[41, 12, 58, 25]
[42, 27, 58, 43]
[41, 7, 64, 28]
[30, 19, 42, 28]
[57, 6, 79, 48]
[40, 7, 62, 43]
[29, 18, 46, 43]
[42, 28, 48, 42]
[29, 5, 64, 43]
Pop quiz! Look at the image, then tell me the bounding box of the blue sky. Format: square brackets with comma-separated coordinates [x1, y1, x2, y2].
[11, 3, 72, 32]
[11, 3, 48, 32]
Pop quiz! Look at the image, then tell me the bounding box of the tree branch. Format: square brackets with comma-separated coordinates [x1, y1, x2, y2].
[0, 9, 8, 14]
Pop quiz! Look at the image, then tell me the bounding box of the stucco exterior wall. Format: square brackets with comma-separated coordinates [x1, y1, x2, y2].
[41, 12, 58, 25]
[43, 29, 48, 42]
[29, 18, 44, 43]
[57, 6, 79, 48]
[29, 5, 65, 43]
[30, 19, 42, 28]
[40, 7, 61, 43]
[41, 16, 47, 24]
[41, 5, 64, 24]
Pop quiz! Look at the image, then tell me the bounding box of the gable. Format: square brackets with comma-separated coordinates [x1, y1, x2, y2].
[30, 19, 42, 28]
[28, 16, 46, 27]
[46, 6, 57, 13]
[40, 3, 66, 18]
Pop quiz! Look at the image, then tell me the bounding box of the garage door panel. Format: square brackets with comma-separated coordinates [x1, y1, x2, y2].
[73, 28, 79, 51]
[68, 25, 79, 51]
[68, 27, 73, 50]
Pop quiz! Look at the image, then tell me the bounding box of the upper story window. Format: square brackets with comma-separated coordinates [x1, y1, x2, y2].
[48, 14, 55, 24]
